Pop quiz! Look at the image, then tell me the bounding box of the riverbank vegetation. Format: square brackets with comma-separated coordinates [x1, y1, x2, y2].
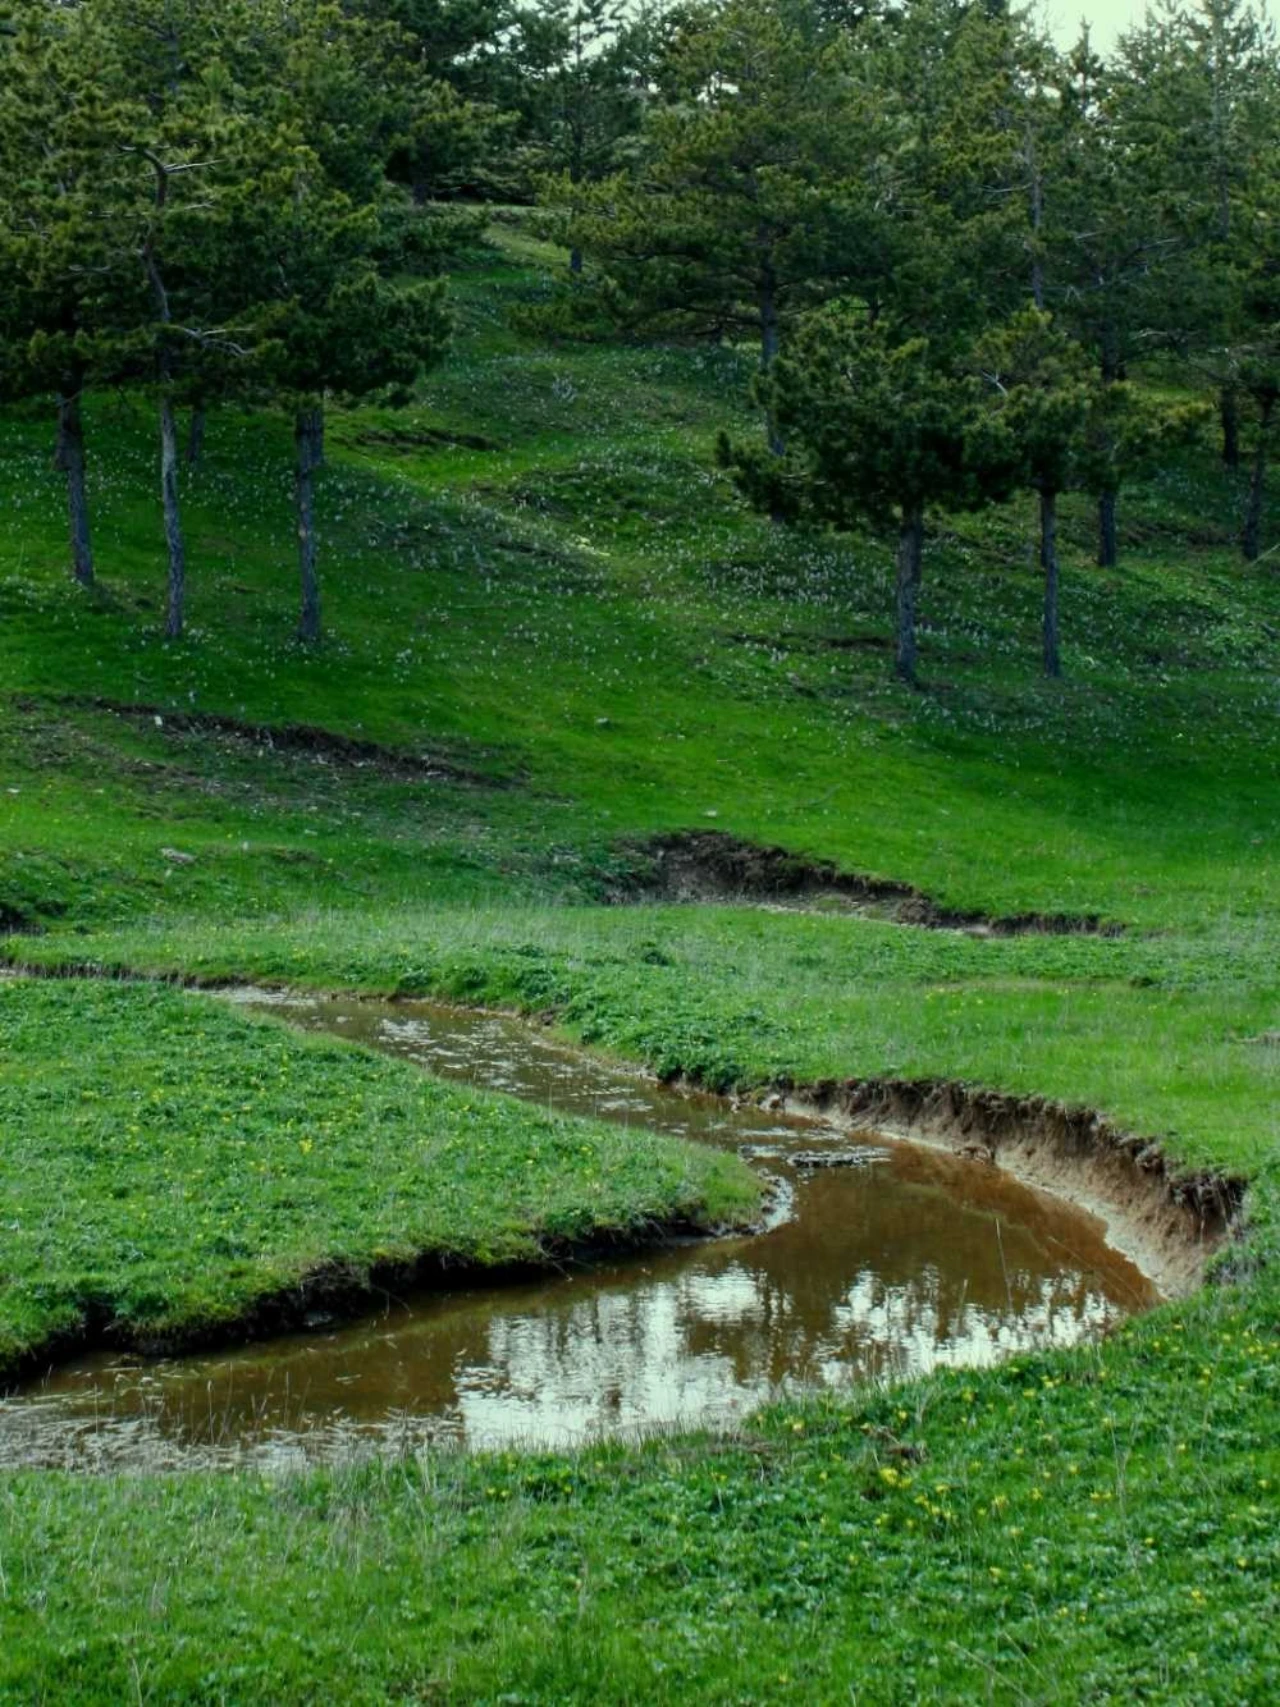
[0, 977, 760, 1379]
[4, 1293, 1278, 1700]
[1, 0, 1278, 1698]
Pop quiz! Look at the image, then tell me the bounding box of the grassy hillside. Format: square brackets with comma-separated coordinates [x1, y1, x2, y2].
[1, 224, 1277, 1703]
[1, 232, 1276, 935]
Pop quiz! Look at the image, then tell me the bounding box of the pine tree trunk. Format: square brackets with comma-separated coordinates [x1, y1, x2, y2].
[160, 395, 186, 639]
[1241, 395, 1274, 562]
[143, 162, 184, 638]
[186, 402, 206, 468]
[569, 246, 583, 276]
[895, 505, 924, 685]
[1041, 487, 1061, 679]
[1221, 384, 1241, 470]
[1027, 120, 1045, 311]
[758, 252, 783, 458]
[54, 385, 94, 587]
[1097, 488, 1118, 570]
[296, 405, 323, 644]
[1096, 333, 1122, 569]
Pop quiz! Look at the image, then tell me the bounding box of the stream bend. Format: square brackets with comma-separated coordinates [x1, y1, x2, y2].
[1, 992, 1154, 1470]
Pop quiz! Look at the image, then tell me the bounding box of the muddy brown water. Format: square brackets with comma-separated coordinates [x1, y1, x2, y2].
[2, 992, 1156, 1470]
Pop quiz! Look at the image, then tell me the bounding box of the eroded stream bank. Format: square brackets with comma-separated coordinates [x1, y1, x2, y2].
[617, 831, 1127, 935]
[0, 992, 1184, 1471]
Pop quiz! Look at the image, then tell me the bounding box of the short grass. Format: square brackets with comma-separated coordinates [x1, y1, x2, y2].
[12, 903, 1278, 1213]
[0, 220, 1277, 1702]
[3, 1297, 1277, 1703]
[0, 977, 758, 1377]
[0, 236, 1275, 935]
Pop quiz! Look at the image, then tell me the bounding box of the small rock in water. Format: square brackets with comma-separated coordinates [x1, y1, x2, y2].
[789, 1148, 880, 1170]
[955, 1141, 995, 1164]
[159, 847, 196, 866]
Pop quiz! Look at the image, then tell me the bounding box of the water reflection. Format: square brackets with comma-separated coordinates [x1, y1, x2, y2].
[1, 993, 1154, 1469]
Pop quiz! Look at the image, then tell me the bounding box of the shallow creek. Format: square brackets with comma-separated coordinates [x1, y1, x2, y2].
[2, 992, 1156, 1470]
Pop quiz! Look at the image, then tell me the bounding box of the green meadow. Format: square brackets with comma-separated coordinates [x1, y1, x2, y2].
[1, 228, 1277, 1703]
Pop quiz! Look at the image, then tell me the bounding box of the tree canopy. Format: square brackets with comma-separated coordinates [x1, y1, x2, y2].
[2, 0, 1278, 674]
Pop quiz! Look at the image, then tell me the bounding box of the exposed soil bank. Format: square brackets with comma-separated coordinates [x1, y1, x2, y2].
[756, 1075, 1243, 1299]
[619, 831, 1126, 936]
[0, 905, 42, 937]
[4, 964, 1240, 1296]
[12, 694, 515, 787]
[225, 991, 1240, 1305]
[1, 1210, 745, 1395]
[7, 992, 1161, 1464]
[346, 423, 503, 453]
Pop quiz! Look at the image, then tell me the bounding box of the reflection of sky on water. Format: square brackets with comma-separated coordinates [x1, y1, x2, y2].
[1, 995, 1154, 1470]
[451, 1258, 1119, 1449]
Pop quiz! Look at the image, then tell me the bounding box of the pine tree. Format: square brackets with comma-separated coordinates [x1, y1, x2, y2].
[0, 0, 137, 588]
[557, 0, 890, 452]
[71, 0, 304, 636]
[250, 4, 458, 640]
[355, 0, 514, 109]
[973, 310, 1095, 679]
[1116, 0, 1280, 473]
[349, 0, 518, 200]
[1183, 0, 1279, 469]
[1234, 238, 1280, 560]
[252, 192, 451, 642]
[514, 0, 646, 269]
[45, 0, 462, 638]
[725, 309, 1013, 683]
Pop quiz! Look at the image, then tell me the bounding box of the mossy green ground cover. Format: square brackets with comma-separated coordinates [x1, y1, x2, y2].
[1, 226, 1277, 1701]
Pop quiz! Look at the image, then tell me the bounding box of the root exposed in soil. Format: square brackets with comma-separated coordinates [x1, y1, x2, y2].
[18, 695, 516, 787]
[622, 831, 1124, 937]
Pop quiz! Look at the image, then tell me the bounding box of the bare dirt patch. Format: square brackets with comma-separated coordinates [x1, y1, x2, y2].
[17, 695, 517, 788]
[620, 831, 1124, 937]
[346, 424, 503, 454]
[722, 628, 892, 654]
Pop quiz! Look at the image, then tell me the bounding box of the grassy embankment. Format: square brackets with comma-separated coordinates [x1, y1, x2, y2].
[0, 977, 758, 1376]
[0, 223, 1277, 1701]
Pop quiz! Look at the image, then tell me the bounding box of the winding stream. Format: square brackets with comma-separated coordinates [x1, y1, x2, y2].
[1, 992, 1155, 1469]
